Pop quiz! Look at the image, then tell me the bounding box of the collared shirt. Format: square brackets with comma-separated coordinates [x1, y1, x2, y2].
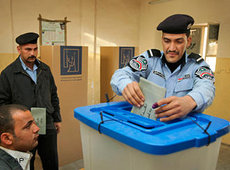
[19, 56, 38, 83]
[0, 146, 32, 170]
[110, 50, 215, 113]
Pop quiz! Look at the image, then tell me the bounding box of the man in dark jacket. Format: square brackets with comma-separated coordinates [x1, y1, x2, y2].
[0, 32, 62, 170]
[0, 104, 40, 170]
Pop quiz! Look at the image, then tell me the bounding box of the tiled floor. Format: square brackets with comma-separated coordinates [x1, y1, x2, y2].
[60, 159, 84, 170]
[59, 143, 230, 170]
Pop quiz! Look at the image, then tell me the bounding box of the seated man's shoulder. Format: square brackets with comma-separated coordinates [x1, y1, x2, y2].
[0, 149, 22, 170]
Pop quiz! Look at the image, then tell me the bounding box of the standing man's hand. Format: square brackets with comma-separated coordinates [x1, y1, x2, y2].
[122, 81, 145, 107]
[54, 122, 61, 134]
[155, 95, 197, 122]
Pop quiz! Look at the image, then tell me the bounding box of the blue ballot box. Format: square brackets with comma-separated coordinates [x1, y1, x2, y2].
[74, 102, 230, 170]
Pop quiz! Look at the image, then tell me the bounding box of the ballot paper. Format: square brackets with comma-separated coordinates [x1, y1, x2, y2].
[131, 77, 166, 120]
[31, 107, 46, 135]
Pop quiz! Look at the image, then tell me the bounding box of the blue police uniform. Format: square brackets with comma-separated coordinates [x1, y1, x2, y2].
[110, 49, 215, 113]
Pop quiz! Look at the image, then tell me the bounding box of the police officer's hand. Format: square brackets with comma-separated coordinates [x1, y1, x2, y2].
[54, 122, 61, 133]
[122, 81, 145, 107]
[155, 95, 197, 122]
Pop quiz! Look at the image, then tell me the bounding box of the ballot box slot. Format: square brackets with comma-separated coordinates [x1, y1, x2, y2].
[102, 109, 164, 129]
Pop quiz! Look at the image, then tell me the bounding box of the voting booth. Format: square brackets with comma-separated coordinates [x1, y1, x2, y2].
[41, 46, 88, 165]
[100, 47, 138, 103]
[74, 102, 230, 170]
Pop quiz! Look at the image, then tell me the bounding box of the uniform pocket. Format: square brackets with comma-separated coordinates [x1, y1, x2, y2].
[175, 78, 193, 92]
[147, 71, 165, 87]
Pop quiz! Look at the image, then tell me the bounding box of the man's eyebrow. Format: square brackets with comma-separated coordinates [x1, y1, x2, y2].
[22, 120, 34, 129]
[25, 48, 32, 50]
[25, 47, 37, 50]
[175, 38, 184, 41]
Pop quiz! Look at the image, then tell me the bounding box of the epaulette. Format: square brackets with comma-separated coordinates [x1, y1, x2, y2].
[188, 53, 204, 63]
[147, 49, 161, 58]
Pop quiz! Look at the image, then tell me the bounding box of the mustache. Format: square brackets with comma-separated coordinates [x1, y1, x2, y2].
[166, 50, 179, 55]
[28, 55, 36, 59]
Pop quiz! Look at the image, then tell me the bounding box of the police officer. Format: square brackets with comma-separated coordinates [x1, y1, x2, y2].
[110, 14, 215, 122]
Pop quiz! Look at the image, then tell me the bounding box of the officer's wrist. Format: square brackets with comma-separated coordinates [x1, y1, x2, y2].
[185, 95, 197, 110]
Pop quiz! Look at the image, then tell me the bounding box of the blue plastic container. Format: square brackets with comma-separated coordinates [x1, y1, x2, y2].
[74, 101, 230, 170]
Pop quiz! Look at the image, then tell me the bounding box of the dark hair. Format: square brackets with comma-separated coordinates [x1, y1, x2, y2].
[0, 104, 29, 143]
[186, 30, 190, 37]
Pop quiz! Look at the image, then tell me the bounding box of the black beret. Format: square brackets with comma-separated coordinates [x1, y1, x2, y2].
[157, 14, 194, 34]
[16, 32, 39, 45]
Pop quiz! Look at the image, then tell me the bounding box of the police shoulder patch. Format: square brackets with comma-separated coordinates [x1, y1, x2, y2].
[147, 49, 161, 58]
[128, 55, 148, 71]
[195, 66, 215, 82]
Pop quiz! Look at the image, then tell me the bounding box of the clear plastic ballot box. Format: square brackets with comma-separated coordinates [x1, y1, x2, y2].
[74, 102, 230, 170]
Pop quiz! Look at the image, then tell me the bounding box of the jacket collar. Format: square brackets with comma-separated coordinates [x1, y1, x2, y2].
[13, 56, 47, 73]
[0, 148, 23, 170]
[0, 146, 32, 170]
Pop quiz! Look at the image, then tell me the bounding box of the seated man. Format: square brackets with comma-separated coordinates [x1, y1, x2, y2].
[0, 104, 40, 170]
[111, 14, 215, 122]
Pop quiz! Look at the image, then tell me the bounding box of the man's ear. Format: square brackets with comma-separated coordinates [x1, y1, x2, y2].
[0, 132, 13, 145]
[186, 36, 192, 48]
[17, 46, 21, 54]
